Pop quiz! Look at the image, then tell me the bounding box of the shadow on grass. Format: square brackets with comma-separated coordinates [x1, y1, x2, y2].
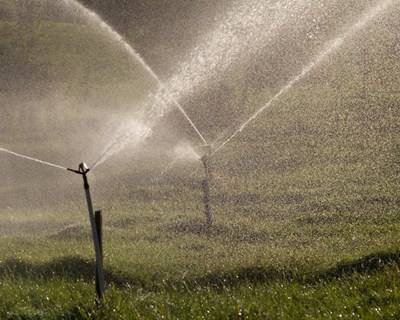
[192, 250, 400, 289]
[0, 250, 399, 291]
[0, 256, 146, 288]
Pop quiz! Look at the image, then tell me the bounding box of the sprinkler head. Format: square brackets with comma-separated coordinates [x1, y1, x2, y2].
[197, 144, 212, 162]
[67, 162, 90, 175]
[79, 162, 90, 174]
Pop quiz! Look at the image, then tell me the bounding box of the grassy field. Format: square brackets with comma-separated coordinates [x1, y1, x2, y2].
[1, 17, 400, 319]
[0, 197, 399, 319]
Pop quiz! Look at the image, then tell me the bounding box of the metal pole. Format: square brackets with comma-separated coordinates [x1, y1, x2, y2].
[68, 163, 105, 300]
[82, 169, 105, 300]
[200, 146, 213, 228]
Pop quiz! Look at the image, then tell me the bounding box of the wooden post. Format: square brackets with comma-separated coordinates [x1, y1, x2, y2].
[95, 210, 104, 299]
[95, 210, 103, 257]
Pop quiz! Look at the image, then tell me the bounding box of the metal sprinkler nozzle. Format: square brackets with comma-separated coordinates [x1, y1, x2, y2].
[79, 162, 90, 174]
[67, 162, 90, 175]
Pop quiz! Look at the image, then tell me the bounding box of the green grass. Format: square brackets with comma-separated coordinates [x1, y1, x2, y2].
[0, 252, 399, 319]
[1, 192, 399, 319]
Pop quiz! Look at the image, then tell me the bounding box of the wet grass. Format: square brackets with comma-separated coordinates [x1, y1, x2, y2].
[0, 254, 399, 319]
[1, 188, 399, 319]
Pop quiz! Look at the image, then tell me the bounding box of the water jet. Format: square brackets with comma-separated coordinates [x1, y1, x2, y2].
[0, 147, 68, 172]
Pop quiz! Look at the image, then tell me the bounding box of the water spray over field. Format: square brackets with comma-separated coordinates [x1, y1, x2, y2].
[173, 143, 201, 161]
[91, 119, 152, 170]
[167, 0, 317, 97]
[212, 0, 396, 154]
[0, 0, 400, 316]
[0, 148, 67, 171]
[93, 0, 397, 162]
[61, 0, 207, 156]
[90, 0, 321, 160]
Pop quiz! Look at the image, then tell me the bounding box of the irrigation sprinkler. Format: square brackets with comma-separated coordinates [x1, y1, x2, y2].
[67, 163, 105, 300]
[0, 147, 106, 299]
[198, 145, 213, 228]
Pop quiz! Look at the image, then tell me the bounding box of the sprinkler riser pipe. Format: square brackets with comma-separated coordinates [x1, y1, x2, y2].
[201, 149, 213, 227]
[69, 163, 105, 301]
[82, 174, 90, 190]
[81, 173, 105, 300]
